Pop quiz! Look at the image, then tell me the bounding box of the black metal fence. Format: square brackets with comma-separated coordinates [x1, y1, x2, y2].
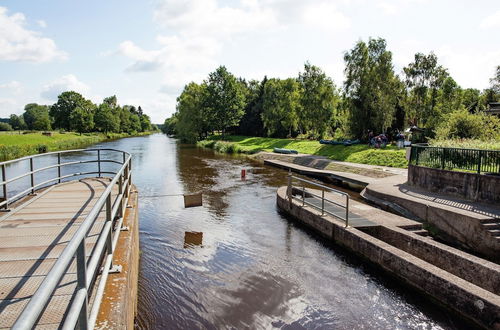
[409, 145, 500, 174]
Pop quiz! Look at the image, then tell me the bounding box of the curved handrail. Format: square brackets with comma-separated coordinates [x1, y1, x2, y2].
[6, 148, 132, 330]
[0, 148, 128, 208]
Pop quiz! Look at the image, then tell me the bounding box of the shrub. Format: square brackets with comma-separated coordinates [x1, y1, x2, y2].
[435, 109, 499, 140]
[0, 122, 13, 131]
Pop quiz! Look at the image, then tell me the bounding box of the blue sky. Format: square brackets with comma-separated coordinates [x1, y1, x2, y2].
[0, 0, 499, 123]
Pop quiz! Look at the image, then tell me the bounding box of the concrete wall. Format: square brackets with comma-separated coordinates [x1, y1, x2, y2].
[408, 165, 500, 203]
[362, 226, 500, 295]
[95, 186, 140, 329]
[364, 184, 500, 262]
[276, 187, 500, 329]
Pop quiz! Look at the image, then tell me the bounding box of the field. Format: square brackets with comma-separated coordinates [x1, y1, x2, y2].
[0, 131, 151, 161]
[198, 135, 408, 168]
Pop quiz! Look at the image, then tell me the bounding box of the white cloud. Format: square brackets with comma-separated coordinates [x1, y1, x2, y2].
[0, 81, 22, 94]
[41, 74, 90, 100]
[36, 20, 47, 28]
[0, 7, 66, 62]
[377, 2, 397, 15]
[0, 98, 19, 117]
[302, 2, 351, 31]
[480, 10, 500, 29]
[153, 0, 278, 38]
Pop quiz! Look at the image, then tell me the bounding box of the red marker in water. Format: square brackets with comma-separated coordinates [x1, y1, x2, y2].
[241, 169, 246, 179]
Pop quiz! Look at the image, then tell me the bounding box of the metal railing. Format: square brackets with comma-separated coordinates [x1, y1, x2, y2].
[287, 172, 350, 227]
[0, 148, 132, 330]
[409, 145, 500, 174]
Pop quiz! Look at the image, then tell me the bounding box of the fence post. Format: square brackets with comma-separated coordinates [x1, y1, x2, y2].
[57, 153, 61, 183]
[477, 150, 482, 174]
[1, 164, 7, 209]
[97, 150, 101, 178]
[441, 148, 445, 169]
[30, 158, 35, 195]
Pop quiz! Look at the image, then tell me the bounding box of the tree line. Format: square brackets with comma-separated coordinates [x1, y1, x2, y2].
[163, 37, 500, 142]
[2, 91, 154, 134]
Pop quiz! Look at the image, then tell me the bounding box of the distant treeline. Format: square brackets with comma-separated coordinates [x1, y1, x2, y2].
[1, 92, 155, 134]
[163, 37, 500, 143]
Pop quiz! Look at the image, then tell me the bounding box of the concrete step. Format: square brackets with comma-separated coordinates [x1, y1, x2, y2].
[482, 222, 500, 230]
[487, 229, 500, 237]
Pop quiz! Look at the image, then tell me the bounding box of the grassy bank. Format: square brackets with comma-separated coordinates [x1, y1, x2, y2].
[197, 135, 408, 168]
[0, 131, 152, 161]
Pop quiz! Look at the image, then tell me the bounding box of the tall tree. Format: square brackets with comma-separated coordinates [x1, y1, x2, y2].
[70, 106, 94, 134]
[95, 103, 120, 133]
[262, 78, 301, 137]
[23, 104, 51, 130]
[298, 62, 338, 138]
[344, 38, 398, 138]
[236, 78, 266, 136]
[175, 82, 208, 142]
[204, 66, 246, 134]
[403, 52, 449, 127]
[9, 114, 27, 130]
[50, 91, 95, 130]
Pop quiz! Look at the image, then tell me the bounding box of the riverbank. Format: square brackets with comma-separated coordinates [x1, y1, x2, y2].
[0, 131, 153, 161]
[197, 135, 408, 168]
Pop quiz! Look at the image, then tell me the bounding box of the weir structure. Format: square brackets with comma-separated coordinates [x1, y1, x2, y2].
[0, 149, 139, 329]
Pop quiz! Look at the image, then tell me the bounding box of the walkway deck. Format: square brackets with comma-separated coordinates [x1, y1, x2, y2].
[0, 178, 117, 329]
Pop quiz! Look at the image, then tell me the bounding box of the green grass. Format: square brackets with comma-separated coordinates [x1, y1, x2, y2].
[199, 135, 408, 168]
[0, 131, 152, 161]
[429, 138, 500, 150]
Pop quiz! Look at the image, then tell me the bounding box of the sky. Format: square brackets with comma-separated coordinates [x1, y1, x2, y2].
[0, 0, 499, 123]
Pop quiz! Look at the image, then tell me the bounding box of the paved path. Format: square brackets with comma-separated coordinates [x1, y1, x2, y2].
[0, 178, 116, 329]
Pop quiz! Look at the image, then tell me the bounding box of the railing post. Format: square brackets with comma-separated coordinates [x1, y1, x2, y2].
[441, 148, 445, 170]
[321, 190, 325, 215]
[477, 150, 482, 174]
[76, 241, 89, 330]
[345, 195, 349, 228]
[30, 158, 35, 195]
[105, 194, 114, 267]
[57, 153, 61, 183]
[122, 152, 126, 165]
[1, 164, 7, 209]
[97, 150, 101, 178]
[118, 175, 123, 218]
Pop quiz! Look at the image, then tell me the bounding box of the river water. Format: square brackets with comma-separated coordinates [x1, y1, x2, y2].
[3, 133, 470, 329]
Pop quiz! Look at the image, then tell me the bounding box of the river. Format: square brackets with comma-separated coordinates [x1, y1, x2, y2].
[4, 133, 470, 329]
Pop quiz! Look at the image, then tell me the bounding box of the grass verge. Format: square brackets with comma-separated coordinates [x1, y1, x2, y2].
[197, 135, 408, 168]
[0, 131, 152, 161]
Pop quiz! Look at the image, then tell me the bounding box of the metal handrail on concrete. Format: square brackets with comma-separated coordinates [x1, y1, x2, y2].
[2, 148, 132, 330]
[287, 172, 350, 227]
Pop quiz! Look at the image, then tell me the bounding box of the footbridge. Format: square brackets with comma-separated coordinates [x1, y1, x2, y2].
[0, 149, 137, 329]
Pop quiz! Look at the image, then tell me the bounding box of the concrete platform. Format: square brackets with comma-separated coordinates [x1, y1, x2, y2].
[0, 178, 117, 329]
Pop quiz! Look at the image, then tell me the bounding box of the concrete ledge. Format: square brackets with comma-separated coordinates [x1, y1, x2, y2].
[95, 185, 139, 329]
[277, 186, 500, 329]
